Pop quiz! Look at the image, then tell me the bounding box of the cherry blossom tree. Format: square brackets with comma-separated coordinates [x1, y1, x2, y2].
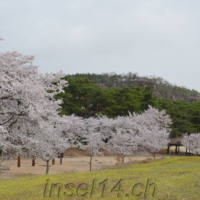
[62, 115, 85, 157]
[132, 106, 172, 159]
[0, 37, 68, 168]
[25, 121, 70, 174]
[0, 126, 17, 171]
[106, 106, 171, 160]
[107, 129, 138, 163]
[80, 130, 104, 171]
[92, 114, 115, 141]
[137, 125, 170, 159]
[82, 115, 138, 164]
[104, 114, 140, 160]
[129, 105, 172, 132]
[182, 133, 200, 155]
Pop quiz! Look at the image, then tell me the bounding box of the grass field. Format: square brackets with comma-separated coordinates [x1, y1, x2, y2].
[0, 156, 199, 199]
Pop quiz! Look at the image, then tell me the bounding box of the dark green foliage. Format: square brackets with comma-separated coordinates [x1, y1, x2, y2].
[56, 76, 101, 117]
[56, 76, 157, 118]
[155, 99, 200, 138]
[67, 72, 200, 100]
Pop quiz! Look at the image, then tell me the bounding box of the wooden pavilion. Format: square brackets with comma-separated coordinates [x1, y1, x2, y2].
[167, 138, 193, 155]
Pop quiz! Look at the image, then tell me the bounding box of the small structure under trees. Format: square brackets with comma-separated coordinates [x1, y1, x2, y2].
[167, 138, 183, 155]
[167, 137, 196, 156]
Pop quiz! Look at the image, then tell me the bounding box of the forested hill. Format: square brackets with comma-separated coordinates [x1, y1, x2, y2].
[57, 73, 200, 138]
[67, 72, 200, 103]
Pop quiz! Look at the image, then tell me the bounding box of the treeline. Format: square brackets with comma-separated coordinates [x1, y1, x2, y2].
[67, 72, 200, 99]
[56, 76, 156, 117]
[56, 76, 200, 138]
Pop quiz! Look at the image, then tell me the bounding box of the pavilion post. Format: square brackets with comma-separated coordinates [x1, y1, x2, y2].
[52, 158, 55, 165]
[17, 154, 21, 167]
[175, 145, 177, 155]
[32, 157, 35, 166]
[167, 145, 170, 154]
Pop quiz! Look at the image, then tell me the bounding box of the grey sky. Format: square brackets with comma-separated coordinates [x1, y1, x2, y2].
[1, 0, 200, 91]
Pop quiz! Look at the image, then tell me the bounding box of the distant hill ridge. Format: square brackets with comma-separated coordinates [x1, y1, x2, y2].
[67, 72, 200, 103]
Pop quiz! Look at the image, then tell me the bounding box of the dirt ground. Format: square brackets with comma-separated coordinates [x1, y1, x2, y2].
[0, 148, 169, 179]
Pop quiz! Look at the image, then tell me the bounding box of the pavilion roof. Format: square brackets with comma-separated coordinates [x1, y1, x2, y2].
[168, 137, 183, 145]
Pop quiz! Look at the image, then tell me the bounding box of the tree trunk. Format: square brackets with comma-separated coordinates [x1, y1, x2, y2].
[153, 153, 155, 160]
[90, 154, 92, 171]
[122, 155, 125, 163]
[46, 160, 49, 175]
[167, 146, 170, 154]
[60, 153, 62, 165]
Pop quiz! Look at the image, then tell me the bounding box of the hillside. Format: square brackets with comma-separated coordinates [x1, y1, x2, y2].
[67, 72, 200, 103]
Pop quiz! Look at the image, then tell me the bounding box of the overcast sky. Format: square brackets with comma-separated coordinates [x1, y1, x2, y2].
[1, 0, 200, 91]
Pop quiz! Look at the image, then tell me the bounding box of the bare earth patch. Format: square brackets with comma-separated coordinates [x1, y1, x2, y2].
[0, 148, 170, 179]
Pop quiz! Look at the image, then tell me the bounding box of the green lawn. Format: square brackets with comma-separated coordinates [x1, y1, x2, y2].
[0, 157, 200, 199]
